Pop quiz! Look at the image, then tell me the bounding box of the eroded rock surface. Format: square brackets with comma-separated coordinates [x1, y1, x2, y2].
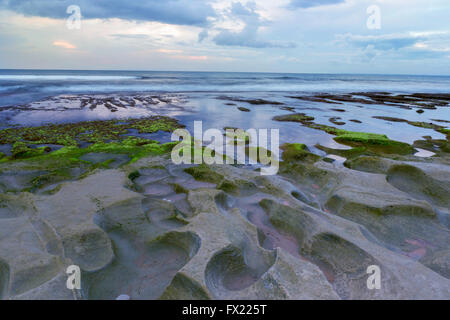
[0, 150, 449, 300]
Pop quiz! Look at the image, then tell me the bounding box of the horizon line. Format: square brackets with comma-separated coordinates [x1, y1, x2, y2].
[0, 68, 449, 78]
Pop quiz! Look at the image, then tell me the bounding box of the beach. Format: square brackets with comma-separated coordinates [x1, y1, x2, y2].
[0, 71, 449, 300]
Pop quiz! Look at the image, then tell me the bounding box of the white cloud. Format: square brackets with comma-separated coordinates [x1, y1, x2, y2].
[209, 1, 297, 48]
[52, 40, 76, 49]
[0, 0, 449, 74]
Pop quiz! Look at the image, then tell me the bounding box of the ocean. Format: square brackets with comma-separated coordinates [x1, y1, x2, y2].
[0, 69, 449, 148]
[1, 69, 450, 107]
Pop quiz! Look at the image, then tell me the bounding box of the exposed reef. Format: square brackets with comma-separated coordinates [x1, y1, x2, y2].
[238, 107, 251, 112]
[288, 92, 450, 111]
[217, 96, 284, 105]
[273, 113, 416, 156]
[0, 116, 183, 148]
[0, 92, 449, 300]
[0, 117, 183, 194]
[0, 136, 448, 300]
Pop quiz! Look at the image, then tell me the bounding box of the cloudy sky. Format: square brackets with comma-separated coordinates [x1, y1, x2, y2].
[0, 0, 449, 74]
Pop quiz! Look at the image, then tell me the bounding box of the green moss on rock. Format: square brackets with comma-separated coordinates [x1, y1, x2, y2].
[184, 165, 224, 184]
[280, 143, 320, 163]
[273, 113, 315, 123]
[0, 117, 183, 166]
[334, 132, 415, 155]
[315, 144, 367, 160]
[237, 107, 251, 112]
[1, 138, 177, 174]
[408, 122, 443, 130]
[171, 183, 189, 194]
[273, 111, 415, 155]
[218, 180, 239, 195]
[344, 156, 392, 174]
[0, 116, 183, 147]
[437, 128, 450, 140]
[11, 142, 51, 159]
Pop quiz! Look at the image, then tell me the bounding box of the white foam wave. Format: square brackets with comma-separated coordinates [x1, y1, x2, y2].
[0, 75, 138, 81]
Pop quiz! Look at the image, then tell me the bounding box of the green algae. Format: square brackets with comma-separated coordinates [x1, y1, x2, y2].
[10, 142, 51, 159]
[82, 140, 175, 164]
[2, 139, 177, 172]
[414, 138, 450, 155]
[170, 183, 189, 194]
[315, 144, 367, 160]
[272, 112, 415, 155]
[184, 165, 254, 196]
[343, 156, 392, 174]
[280, 143, 321, 163]
[0, 119, 182, 193]
[217, 180, 239, 195]
[237, 107, 251, 112]
[24, 169, 73, 193]
[82, 138, 177, 163]
[272, 113, 341, 135]
[333, 132, 415, 155]
[438, 128, 450, 140]
[0, 116, 183, 147]
[0, 116, 183, 165]
[218, 96, 284, 105]
[273, 113, 315, 123]
[408, 122, 443, 130]
[184, 165, 224, 184]
[372, 116, 448, 137]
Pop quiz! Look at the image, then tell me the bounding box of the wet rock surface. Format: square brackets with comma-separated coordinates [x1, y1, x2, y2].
[0, 92, 449, 300]
[0, 94, 188, 127]
[289, 92, 450, 110]
[0, 148, 448, 300]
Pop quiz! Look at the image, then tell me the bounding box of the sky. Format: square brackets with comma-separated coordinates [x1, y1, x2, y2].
[0, 0, 449, 75]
